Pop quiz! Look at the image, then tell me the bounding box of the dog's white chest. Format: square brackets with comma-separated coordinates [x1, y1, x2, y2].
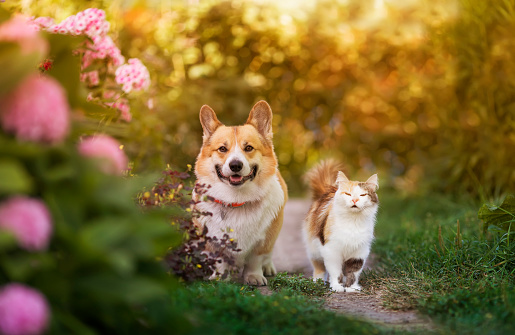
[195, 176, 284, 257]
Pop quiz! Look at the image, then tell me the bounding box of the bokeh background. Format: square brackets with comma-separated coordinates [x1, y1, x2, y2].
[9, 0, 515, 198]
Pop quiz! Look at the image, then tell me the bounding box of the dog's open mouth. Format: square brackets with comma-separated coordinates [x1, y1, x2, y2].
[216, 165, 258, 186]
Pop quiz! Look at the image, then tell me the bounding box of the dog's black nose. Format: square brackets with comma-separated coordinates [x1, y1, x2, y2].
[229, 160, 243, 172]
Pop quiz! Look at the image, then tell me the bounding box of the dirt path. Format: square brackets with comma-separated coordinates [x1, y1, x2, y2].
[265, 199, 434, 331]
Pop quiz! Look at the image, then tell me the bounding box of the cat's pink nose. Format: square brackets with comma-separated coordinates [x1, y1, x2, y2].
[352, 199, 358, 204]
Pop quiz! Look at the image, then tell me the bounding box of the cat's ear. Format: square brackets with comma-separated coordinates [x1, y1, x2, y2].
[336, 171, 350, 185]
[366, 174, 379, 191]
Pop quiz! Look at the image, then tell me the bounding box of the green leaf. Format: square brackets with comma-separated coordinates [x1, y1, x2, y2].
[0, 253, 55, 281]
[0, 231, 17, 252]
[478, 195, 515, 232]
[77, 274, 168, 305]
[0, 158, 33, 194]
[80, 218, 130, 251]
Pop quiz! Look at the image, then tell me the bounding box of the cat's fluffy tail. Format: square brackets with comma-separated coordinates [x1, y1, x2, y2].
[305, 159, 344, 201]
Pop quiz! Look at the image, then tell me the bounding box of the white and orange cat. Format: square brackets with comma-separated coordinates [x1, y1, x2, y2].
[303, 160, 379, 292]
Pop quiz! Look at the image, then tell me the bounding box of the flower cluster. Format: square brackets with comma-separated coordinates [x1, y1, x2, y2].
[31, 8, 151, 122]
[0, 284, 50, 335]
[0, 74, 70, 144]
[115, 58, 151, 93]
[0, 197, 53, 251]
[78, 135, 128, 175]
[34, 8, 109, 38]
[0, 14, 47, 55]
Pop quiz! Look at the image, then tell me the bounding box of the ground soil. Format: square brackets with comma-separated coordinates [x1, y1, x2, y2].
[260, 199, 434, 331]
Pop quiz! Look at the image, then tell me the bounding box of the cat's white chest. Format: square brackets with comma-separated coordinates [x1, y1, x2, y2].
[325, 213, 375, 257]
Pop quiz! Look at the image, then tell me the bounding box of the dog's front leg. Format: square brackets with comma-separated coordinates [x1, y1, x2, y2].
[261, 252, 276, 277]
[243, 253, 267, 286]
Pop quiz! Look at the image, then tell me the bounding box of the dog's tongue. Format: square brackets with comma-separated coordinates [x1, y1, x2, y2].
[230, 175, 243, 183]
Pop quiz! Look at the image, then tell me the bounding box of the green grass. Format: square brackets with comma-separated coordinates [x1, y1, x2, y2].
[168, 281, 393, 335]
[369, 192, 515, 334]
[162, 192, 515, 335]
[269, 272, 331, 297]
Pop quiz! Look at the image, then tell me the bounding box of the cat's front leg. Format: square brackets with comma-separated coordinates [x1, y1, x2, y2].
[343, 258, 365, 292]
[322, 249, 345, 292]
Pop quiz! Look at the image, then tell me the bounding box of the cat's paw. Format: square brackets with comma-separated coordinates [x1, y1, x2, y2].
[262, 263, 276, 277]
[345, 285, 362, 293]
[331, 284, 345, 293]
[244, 273, 268, 286]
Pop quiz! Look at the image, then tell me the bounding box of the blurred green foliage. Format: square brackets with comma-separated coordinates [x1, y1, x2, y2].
[0, 7, 185, 333]
[15, 0, 514, 198]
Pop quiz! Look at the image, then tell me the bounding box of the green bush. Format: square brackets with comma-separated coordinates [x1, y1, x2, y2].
[0, 8, 185, 333]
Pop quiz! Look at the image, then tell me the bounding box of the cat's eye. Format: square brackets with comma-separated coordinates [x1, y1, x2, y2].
[360, 194, 368, 197]
[343, 192, 351, 196]
[218, 146, 228, 153]
[244, 145, 254, 152]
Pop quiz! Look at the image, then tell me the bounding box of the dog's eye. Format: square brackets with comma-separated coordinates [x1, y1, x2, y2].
[244, 145, 254, 152]
[218, 146, 228, 153]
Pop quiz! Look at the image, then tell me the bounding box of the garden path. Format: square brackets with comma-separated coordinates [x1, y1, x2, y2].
[262, 199, 434, 331]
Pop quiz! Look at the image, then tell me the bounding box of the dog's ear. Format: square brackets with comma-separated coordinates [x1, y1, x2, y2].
[246, 100, 273, 139]
[200, 105, 222, 140]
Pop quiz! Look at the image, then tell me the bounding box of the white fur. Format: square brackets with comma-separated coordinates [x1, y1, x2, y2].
[304, 184, 378, 292]
[194, 173, 285, 283]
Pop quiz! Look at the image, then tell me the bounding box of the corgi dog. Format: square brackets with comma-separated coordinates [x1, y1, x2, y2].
[193, 101, 288, 286]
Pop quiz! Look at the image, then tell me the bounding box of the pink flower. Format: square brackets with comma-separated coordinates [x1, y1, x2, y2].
[80, 70, 100, 86]
[78, 135, 128, 175]
[0, 14, 48, 55]
[0, 197, 52, 251]
[0, 74, 70, 144]
[115, 58, 150, 93]
[0, 283, 50, 335]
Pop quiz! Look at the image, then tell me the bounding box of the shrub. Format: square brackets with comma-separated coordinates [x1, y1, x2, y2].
[0, 8, 184, 333]
[139, 166, 241, 282]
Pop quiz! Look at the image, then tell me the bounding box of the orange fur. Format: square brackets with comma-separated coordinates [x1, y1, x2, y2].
[193, 101, 287, 286]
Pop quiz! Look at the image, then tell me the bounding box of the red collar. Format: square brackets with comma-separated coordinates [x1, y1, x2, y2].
[213, 198, 246, 207]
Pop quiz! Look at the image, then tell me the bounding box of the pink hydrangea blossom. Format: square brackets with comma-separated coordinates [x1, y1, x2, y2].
[0, 283, 50, 335]
[115, 58, 151, 93]
[0, 197, 53, 251]
[78, 135, 128, 175]
[0, 14, 48, 55]
[0, 74, 70, 144]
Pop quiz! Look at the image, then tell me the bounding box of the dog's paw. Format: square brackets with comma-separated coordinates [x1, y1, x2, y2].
[244, 273, 268, 286]
[262, 263, 276, 277]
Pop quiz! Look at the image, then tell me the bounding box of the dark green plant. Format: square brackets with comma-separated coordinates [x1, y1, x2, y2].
[138, 166, 241, 282]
